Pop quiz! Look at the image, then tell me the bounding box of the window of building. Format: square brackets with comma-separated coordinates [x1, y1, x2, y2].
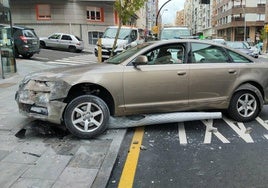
[88, 31, 103, 45]
[36, 4, 51, 20]
[86, 7, 104, 22]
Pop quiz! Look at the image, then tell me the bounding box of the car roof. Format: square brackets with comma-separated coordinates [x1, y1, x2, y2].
[106, 26, 139, 30]
[13, 25, 34, 30]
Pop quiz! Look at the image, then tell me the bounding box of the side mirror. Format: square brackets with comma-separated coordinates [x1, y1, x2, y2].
[133, 55, 148, 69]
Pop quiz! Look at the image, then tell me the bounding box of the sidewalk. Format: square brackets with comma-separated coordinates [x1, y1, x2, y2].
[0, 59, 126, 188]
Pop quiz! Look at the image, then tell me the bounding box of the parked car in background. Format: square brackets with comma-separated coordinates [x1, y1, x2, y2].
[226, 41, 258, 58]
[12, 25, 40, 58]
[94, 26, 145, 60]
[212, 38, 226, 45]
[40, 33, 84, 53]
[15, 39, 268, 138]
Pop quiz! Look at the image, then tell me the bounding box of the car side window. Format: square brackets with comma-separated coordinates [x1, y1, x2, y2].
[227, 50, 252, 63]
[61, 35, 72, 41]
[49, 34, 60, 39]
[142, 44, 186, 65]
[130, 30, 137, 42]
[191, 43, 229, 63]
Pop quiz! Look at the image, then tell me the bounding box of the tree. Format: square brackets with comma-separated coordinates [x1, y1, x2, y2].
[111, 0, 147, 56]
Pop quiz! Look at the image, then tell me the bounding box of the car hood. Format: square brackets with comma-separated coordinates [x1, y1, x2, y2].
[23, 63, 121, 83]
[39, 37, 49, 40]
[100, 38, 128, 48]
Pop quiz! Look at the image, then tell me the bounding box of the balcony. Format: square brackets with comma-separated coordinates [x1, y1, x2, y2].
[231, 17, 245, 22]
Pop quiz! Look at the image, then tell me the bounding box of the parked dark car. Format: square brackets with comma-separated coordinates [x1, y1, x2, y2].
[12, 25, 40, 58]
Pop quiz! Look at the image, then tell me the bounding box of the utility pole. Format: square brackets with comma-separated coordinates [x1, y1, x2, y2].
[152, 0, 172, 37]
[263, 0, 268, 54]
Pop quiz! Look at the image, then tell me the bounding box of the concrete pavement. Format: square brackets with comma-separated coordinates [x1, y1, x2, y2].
[0, 58, 126, 188]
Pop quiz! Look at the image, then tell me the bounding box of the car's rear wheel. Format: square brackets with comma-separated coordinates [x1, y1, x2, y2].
[22, 53, 33, 59]
[68, 46, 77, 53]
[64, 95, 110, 138]
[14, 47, 19, 58]
[228, 90, 260, 122]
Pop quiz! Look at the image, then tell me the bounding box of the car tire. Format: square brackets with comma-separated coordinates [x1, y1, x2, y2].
[69, 46, 77, 53]
[14, 47, 19, 58]
[22, 53, 33, 59]
[64, 95, 110, 138]
[228, 90, 260, 122]
[40, 41, 46, 48]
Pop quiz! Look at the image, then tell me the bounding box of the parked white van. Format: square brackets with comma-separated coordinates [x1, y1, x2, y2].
[94, 26, 144, 60]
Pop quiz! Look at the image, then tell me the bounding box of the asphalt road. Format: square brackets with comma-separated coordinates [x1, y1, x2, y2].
[107, 111, 268, 188]
[30, 48, 91, 62]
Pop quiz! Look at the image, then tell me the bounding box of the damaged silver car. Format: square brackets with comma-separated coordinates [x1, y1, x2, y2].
[15, 39, 268, 138]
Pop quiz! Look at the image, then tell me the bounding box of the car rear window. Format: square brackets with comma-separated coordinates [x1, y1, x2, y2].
[23, 29, 37, 37]
[75, 36, 82, 41]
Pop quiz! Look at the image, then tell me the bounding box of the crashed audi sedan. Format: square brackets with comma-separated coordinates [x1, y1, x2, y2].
[15, 39, 268, 138]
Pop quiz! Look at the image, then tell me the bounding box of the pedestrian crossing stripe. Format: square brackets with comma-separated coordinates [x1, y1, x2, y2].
[176, 116, 268, 145]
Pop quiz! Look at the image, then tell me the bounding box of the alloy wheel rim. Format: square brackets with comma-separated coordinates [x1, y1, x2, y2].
[236, 93, 257, 118]
[71, 102, 103, 133]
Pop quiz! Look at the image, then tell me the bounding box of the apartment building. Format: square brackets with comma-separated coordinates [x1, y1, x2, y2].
[184, 0, 265, 42]
[175, 9, 185, 26]
[215, 0, 265, 42]
[9, 0, 148, 49]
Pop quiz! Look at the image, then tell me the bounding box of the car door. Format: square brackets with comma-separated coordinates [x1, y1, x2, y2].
[59, 34, 72, 49]
[123, 43, 189, 114]
[188, 42, 239, 108]
[46, 33, 61, 48]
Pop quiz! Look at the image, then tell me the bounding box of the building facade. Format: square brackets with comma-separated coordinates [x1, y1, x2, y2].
[9, 0, 148, 49]
[215, 0, 265, 42]
[175, 9, 185, 26]
[184, 0, 265, 42]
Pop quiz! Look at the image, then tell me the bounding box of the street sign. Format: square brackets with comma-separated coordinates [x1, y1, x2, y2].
[265, 25, 268, 32]
[152, 26, 159, 34]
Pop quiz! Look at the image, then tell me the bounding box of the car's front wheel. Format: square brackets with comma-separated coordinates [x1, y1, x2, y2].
[228, 90, 261, 122]
[64, 95, 110, 138]
[40, 41, 46, 48]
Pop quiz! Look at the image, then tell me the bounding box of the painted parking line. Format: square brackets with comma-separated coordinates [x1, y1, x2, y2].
[118, 127, 145, 188]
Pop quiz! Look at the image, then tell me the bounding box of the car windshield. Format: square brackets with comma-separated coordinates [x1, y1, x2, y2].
[103, 28, 132, 40]
[105, 42, 153, 64]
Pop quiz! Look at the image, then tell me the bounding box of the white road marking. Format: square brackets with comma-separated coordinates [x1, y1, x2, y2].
[255, 116, 268, 130]
[223, 117, 254, 143]
[202, 119, 230, 144]
[264, 135, 268, 140]
[178, 122, 187, 145]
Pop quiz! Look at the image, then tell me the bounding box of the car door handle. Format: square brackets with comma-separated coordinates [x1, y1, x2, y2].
[228, 69, 237, 74]
[177, 71, 186, 76]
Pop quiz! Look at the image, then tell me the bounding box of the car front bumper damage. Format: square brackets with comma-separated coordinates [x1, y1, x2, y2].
[15, 78, 70, 124]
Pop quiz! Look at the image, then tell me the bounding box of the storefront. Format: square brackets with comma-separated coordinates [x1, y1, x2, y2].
[0, 0, 16, 79]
